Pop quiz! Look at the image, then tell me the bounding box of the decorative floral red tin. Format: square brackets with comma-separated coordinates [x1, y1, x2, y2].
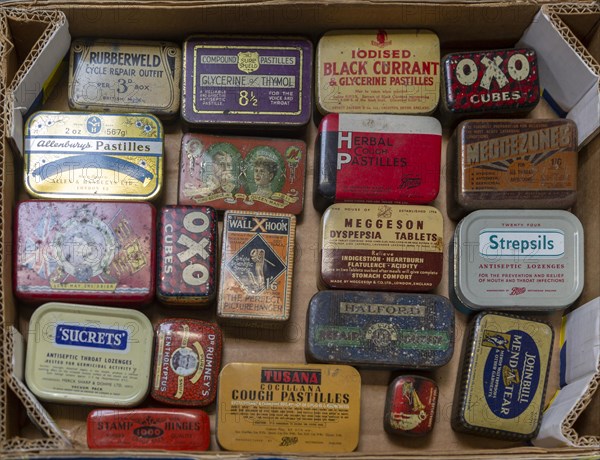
[157, 206, 218, 305]
[151, 318, 223, 407]
[14, 200, 156, 306]
[384, 375, 438, 436]
[87, 408, 210, 451]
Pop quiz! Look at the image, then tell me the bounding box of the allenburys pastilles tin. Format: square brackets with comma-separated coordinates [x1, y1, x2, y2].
[24, 112, 163, 200]
[69, 39, 182, 118]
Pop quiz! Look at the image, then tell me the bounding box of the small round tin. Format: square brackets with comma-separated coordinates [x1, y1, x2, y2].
[384, 375, 438, 436]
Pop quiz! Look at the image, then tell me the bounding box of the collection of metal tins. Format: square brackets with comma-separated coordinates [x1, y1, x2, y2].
[15, 29, 586, 452]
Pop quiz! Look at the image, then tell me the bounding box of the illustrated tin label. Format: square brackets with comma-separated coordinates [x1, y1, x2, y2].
[179, 134, 306, 214]
[15, 201, 156, 305]
[316, 30, 440, 115]
[218, 211, 296, 325]
[384, 376, 438, 436]
[217, 363, 361, 452]
[69, 39, 182, 117]
[24, 112, 163, 200]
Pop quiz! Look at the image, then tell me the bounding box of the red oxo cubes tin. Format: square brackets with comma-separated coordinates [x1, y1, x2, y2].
[314, 114, 442, 212]
[14, 201, 156, 306]
[157, 206, 218, 305]
[87, 408, 210, 451]
[152, 318, 223, 406]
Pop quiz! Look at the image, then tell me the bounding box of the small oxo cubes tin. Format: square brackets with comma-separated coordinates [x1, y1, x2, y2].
[157, 206, 218, 305]
[320, 204, 444, 291]
[315, 114, 442, 211]
[441, 48, 539, 120]
[69, 38, 182, 118]
[15, 201, 156, 306]
[182, 36, 312, 128]
[179, 133, 306, 214]
[151, 318, 223, 406]
[87, 408, 210, 451]
[384, 376, 439, 436]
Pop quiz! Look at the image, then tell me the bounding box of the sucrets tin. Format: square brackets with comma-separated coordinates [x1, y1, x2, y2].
[25, 302, 153, 406]
[69, 39, 182, 118]
[316, 29, 440, 115]
[24, 112, 163, 200]
[452, 210, 584, 312]
[314, 114, 442, 211]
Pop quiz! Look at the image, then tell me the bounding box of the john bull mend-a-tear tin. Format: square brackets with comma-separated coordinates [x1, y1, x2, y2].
[452, 312, 553, 441]
[452, 210, 584, 312]
[24, 112, 163, 200]
[314, 114, 442, 211]
[25, 302, 153, 406]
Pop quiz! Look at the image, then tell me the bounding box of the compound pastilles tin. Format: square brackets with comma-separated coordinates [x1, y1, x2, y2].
[315, 114, 442, 211]
[182, 36, 312, 129]
[452, 210, 584, 312]
[69, 38, 182, 118]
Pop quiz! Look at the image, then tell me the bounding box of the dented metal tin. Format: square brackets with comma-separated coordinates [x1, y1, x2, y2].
[179, 133, 306, 214]
[14, 200, 156, 306]
[314, 114, 442, 212]
[87, 408, 210, 451]
[218, 211, 296, 327]
[306, 291, 454, 369]
[24, 112, 163, 200]
[452, 312, 553, 441]
[157, 206, 218, 305]
[151, 318, 223, 407]
[452, 210, 584, 312]
[69, 38, 182, 118]
[182, 36, 312, 128]
[447, 119, 578, 220]
[25, 302, 153, 406]
[217, 363, 361, 452]
[316, 30, 440, 115]
[384, 375, 438, 436]
[320, 204, 443, 291]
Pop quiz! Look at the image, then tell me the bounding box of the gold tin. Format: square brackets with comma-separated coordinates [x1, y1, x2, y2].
[217, 363, 361, 453]
[24, 112, 163, 200]
[69, 39, 182, 118]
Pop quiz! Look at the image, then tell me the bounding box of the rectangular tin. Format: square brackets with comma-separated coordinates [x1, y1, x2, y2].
[447, 119, 578, 220]
[179, 133, 306, 214]
[25, 302, 153, 406]
[316, 30, 440, 115]
[69, 38, 182, 118]
[452, 312, 553, 441]
[24, 111, 163, 200]
[182, 36, 312, 128]
[217, 363, 361, 452]
[452, 209, 584, 312]
[87, 408, 210, 451]
[14, 200, 156, 306]
[218, 211, 296, 327]
[315, 114, 442, 211]
[157, 206, 218, 305]
[320, 204, 443, 291]
[306, 291, 454, 369]
[151, 318, 223, 407]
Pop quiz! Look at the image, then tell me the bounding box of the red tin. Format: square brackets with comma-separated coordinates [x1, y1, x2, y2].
[157, 206, 218, 305]
[14, 200, 156, 306]
[151, 318, 223, 406]
[384, 375, 438, 436]
[87, 408, 210, 451]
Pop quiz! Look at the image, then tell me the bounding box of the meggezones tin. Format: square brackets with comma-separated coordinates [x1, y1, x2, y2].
[316, 29, 440, 115]
[24, 112, 163, 200]
[452, 210, 584, 312]
[179, 133, 306, 214]
[182, 36, 312, 128]
[14, 201, 156, 306]
[314, 114, 442, 211]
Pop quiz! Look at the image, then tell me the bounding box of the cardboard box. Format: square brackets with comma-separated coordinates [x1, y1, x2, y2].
[0, 1, 598, 457]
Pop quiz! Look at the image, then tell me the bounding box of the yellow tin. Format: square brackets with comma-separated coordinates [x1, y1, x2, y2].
[217, 363, 361, 453]
[24, 111, 163, 200]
